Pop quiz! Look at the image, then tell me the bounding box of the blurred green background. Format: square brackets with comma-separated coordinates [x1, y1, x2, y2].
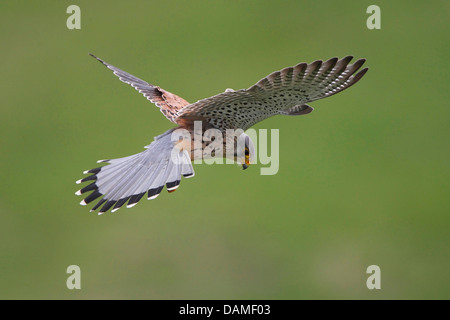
[0, 0, 448, 299]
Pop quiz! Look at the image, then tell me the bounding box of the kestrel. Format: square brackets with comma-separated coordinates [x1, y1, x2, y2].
[76, 54, 368, 214]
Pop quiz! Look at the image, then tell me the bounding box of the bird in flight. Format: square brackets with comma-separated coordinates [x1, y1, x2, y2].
[76, 54, 368, 214]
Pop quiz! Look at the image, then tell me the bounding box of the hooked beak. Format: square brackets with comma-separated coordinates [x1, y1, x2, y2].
[242, 156, 250, 170]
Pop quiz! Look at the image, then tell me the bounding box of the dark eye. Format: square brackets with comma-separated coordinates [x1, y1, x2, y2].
[245, 147, 249, 156]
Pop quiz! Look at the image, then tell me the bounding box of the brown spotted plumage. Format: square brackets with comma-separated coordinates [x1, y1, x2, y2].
[76, 55, 368, 214]
[177, 56, 367, 130]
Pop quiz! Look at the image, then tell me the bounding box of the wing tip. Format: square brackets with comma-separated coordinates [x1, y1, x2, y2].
[89, 53, 103, 63]
[341, 55, 354, 62]
[351, 67, 369, 83]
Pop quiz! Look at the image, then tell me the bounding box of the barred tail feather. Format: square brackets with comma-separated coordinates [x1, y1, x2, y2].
[75, 130, 194, 214]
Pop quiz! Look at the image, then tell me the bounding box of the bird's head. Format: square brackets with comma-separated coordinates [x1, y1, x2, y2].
[235, 133, 255, 170]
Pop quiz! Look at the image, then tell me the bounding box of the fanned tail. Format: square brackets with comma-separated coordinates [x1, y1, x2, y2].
[75, 129, 194, 214]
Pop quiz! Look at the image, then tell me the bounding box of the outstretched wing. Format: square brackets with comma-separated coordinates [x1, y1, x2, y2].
[176, 56, 368, 130]
[89, 54, 190, 123]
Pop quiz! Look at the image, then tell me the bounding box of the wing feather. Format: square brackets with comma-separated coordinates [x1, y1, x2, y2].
[89, 53, 190, 123]
[177, 56, 368, 130]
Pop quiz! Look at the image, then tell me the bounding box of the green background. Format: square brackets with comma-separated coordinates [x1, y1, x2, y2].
[0, 0, 448, 299]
